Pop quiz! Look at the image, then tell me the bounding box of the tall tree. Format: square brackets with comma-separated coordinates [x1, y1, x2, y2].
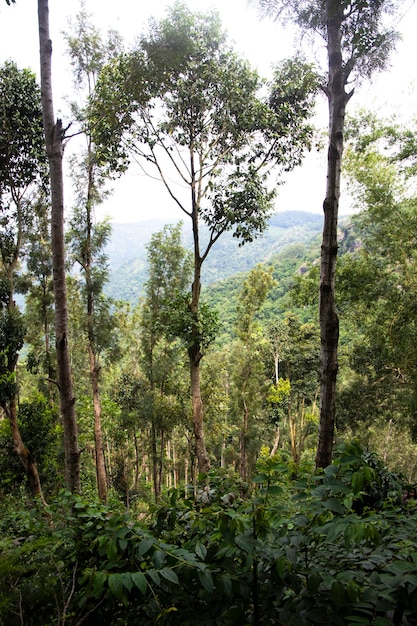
[0, 61, 48, 503]
[337, 113, 417, 436]
[232, 264, 274, 480]
[140, 223, 192, 500]
[254, 0, 402, 467]
[91, 3, 318, 472]
[65, 7, 122, 503]
[38, 0, 80, 492]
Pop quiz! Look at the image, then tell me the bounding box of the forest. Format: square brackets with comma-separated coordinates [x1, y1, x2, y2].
[2, 1, 417, 624]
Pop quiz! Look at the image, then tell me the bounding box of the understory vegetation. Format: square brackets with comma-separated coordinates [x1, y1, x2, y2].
[2, 442, 417, 626]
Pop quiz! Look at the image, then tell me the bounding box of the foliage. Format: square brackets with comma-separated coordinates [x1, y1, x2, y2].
[1, 443, 417, 625]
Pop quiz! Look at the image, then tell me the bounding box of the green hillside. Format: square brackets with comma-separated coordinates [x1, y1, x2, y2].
[104, 210, 323, 303]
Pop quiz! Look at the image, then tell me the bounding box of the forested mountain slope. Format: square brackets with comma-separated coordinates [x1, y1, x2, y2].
[104, 210, 323, 303]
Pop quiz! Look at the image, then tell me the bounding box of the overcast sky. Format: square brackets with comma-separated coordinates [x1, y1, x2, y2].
[1, 0, 416, 223]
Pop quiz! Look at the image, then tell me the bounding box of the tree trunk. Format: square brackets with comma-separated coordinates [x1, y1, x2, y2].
[38, 0, 80, 492]
[316, 0, 352, 469]
[88, 346, 107, 502]
[189, 350, 210, 473]
[151, 417, 161, 502]
[239, 394, 248, 481]
[6, 397, 47, 506]
[188, 248, 210, 474]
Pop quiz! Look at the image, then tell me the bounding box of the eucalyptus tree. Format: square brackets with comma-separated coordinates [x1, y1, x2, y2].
[24, 210, 55, 406]
[91, 3, 318, 472]
[140, 223, 192, 500]
[38, 0, 80, 492]
[338, 113, 417, 437]
[254, 0, 403, 467]
[231, 264, 274, 480]
[0, 61, 48, 503]
[65, 8, 122, 502]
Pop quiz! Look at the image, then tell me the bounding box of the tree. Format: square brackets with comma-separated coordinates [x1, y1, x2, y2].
[268, 314, 319, 467]
[231, 264, 274, 480]
[0, 61, 48, 503]
[38, 0, 80, 492]
[65, 7, 122, 502]
[254, 0, 402, 468]
[140, 223, 192, 500]
[337, 113, 417, 438]
[91, 2, 318, 472]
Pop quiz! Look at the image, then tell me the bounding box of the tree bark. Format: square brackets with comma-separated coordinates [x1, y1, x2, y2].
[316, 0, 353, 469]
[88, 346, 107, 502]
[38, 0, 80, 492]
[5, 397, 47, 507]
[188, 207, 210, 473]
[189, 346, 210, 474]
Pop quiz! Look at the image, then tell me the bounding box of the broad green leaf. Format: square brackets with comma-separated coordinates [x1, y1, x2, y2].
[266, 485, 283, 495]
[108, 574, 126, 602]
[160, 567, 179, 585]
[152, 550, 166, 568]
[138, 537, 154, 556]
[198, 569, 214, 593]
[275, 557, 286, 580]
[118, 538, 128, 551]
[216, 574, 232, 597]
[235, 534, 258, 555]
[147, 569, 161, 586]
[120, 572, 133, 592]
[195, 542, 207, 561]
[387, 560, 413, 574]
[131, 571, 147, 595]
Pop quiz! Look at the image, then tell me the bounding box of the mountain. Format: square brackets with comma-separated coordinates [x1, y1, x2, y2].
[104, 211, 324, 303]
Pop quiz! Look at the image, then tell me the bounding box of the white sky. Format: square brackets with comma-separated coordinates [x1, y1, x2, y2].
[0, 0, 416, 223]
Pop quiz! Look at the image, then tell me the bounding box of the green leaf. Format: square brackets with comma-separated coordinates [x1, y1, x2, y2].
[138, 537, 154, 556]
[387, 560, 413, 574]
[373, 618, 398, 626]
[120, 572, 133, 592]
[147, 569, 161, 586]
[275, 557, 286, 580]
[322, 497, 345, 514]
[152, 550, 166, 568]
[198, 569, 214, 593]
[131, 571, 147, 595]
[118, 538, 128, 551]
[108, 573, 126, 602]
[266, 485, 283, 495]
[235, 534, 258, 555]
[253, 474, 268, 484]
[216, 574, 232, 597]
[160, 567, 179, 585]
[195, 542, 207, 561]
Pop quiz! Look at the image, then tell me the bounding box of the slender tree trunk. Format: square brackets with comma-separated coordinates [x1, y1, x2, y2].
[239, 393, 248, 481]
[189, 350, 210, 473]
[151, 417, 161, 501]
[88, 346, 107, 502]
[316, 0, 352, 469]
[188, 251, 210, 474]
[38, 0, 80, 491]
[6, 398, 47, 506]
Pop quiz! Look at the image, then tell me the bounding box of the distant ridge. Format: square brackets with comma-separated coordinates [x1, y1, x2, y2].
[104, 211, 323, 303]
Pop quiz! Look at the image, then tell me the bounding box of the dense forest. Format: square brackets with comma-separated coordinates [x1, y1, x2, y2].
[2, 1, 417, 624]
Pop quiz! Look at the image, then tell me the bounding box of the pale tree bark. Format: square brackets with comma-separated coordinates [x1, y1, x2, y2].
[6, 398, 47, 507]
[88, 346, 107, 502]
[316, 0, 353, 469]
[188, 250, 210, 474]
[38, 0, 80, 492]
